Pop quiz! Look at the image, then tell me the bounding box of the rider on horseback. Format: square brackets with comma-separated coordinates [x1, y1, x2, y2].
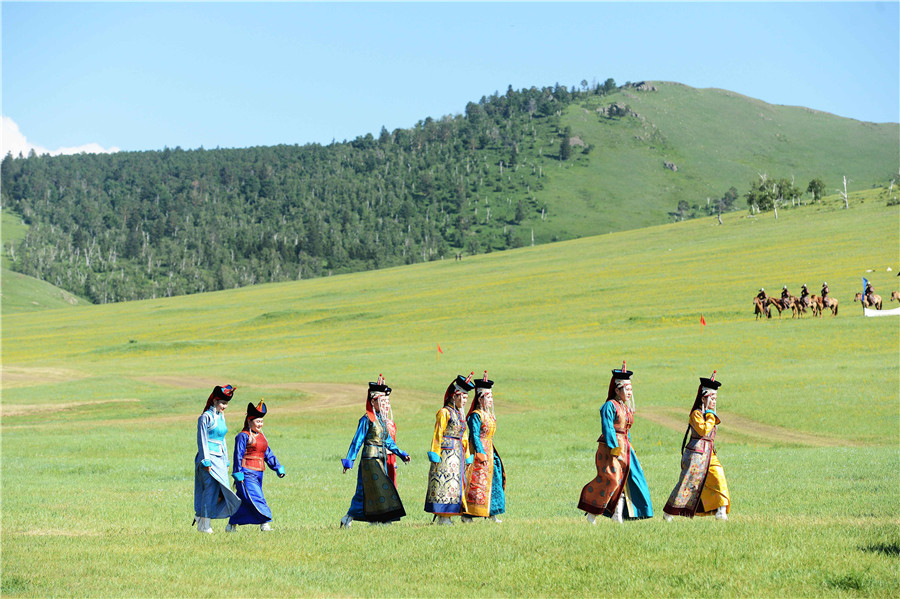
[865, 281, 875, 304]
[821, 282, 830, 301]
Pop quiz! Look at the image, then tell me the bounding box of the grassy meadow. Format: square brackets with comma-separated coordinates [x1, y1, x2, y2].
[1, 191, 898, 597]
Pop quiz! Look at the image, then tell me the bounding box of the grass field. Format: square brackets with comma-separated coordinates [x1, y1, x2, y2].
[1, 191, 898, 597]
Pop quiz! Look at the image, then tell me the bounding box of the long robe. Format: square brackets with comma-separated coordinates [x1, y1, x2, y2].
[577, 399, 653, 519]
[343, 415, 407, 522]
[229, 430, 283, 525]
[424, 406, 470, 516]
[463, 410, 506, 518]
[663, 409, 730, 517]
[194, 408, 241, 519]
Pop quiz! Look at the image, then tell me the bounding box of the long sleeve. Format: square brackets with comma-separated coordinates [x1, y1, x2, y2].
[468, 413, 485, 455]
[233, 432, 247, 473]
[264, 443, 282, 472]
[430, 408, 450, 453]
[343, 417, 370, 468]
[197, 411, 212, 466]
[600, 401, 618, 450]
[690, 409, 720, 437]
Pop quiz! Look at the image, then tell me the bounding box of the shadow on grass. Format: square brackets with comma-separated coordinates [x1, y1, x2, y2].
[859, 541, 900, 557]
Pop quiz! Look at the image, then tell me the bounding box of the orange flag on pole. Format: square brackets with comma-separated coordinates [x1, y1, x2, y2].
[437, 344, 443, 360]
[700, 314, 706, 332]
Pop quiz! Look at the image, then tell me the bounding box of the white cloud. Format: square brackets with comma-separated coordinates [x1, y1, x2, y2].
[2, 116, 120, 158]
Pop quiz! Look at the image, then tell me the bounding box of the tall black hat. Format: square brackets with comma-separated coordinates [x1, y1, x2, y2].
[246, 400, 267, 419]
[611, 360, 633, 380]
[474, 370, 494, 391]
[699, 370, 722, 390]
[368, 373, 391, 396]
[453, 373, 476, 392]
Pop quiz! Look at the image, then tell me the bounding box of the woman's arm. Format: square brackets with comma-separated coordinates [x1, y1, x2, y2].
[689, 409, 719, 437]
[264, 442, 284, 476]
[600, 401, 619, 452]
[342, 417, 369, 470]
[428, 408, 450, 462]
[232, 432, 247, 481]
[197, 412, 212, 467]
[468, 413, 486, 458]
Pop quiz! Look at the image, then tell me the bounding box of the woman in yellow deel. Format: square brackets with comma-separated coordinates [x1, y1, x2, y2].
[424, 374, 474, 525]
[663, 371, 730, 520]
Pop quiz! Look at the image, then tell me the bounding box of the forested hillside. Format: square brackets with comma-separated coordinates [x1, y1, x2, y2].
[2, 81, 897, 303]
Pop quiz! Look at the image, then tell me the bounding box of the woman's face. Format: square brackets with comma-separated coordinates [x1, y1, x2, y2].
[704, 391, 717, 410]
[214, 399, 229, 413]
[480, 390, 494, 410]
[615, 382, 633, 403]
[371, 393, 386, 415]
[454, 390, 468, 410]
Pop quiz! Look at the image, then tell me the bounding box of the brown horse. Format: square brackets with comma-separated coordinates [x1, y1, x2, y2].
[808, 295, 822, 317]
[766, 297, 786, 318]
[785, 294, 803, 318]
[753, 296, 769, 319]
[890, 291, 900, 303]
[815, 295, 839, 316]
[854, 292, 883, 310]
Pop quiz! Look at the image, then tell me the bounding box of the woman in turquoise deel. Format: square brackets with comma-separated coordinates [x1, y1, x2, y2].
[194, 384, 241, 533]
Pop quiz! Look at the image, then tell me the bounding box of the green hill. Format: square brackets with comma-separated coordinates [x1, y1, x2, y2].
[1, 210, 84, 314]
[2, 81, 897, 304]
[1, 189, 897, 596]
[535, 82, 898, 240]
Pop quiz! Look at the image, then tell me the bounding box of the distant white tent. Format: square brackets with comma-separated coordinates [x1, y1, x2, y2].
[864, 307, 900, 317]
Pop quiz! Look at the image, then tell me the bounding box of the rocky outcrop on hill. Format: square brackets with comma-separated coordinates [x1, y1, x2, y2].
[598, 102, 639, 118]
[663, 160, 678, 172]
[629, 81, 658, 92]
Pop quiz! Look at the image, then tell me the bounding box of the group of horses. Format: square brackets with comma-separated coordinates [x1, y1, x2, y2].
[754, 293, 835, 319]
[754, 290, 900, 319]
[852, 290, 900, 310]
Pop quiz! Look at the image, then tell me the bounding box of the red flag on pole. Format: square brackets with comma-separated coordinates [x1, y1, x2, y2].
[700, 314, 706, 326]
[437, 344, 443, 360]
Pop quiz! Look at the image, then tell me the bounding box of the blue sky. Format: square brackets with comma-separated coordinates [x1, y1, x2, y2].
[2, 2, 898, 156]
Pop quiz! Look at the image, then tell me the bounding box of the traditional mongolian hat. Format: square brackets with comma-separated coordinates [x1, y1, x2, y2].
[606, 361, 633, 400]
[203, 384, 236, 412]
[365, 374, 390, 422]
[246, 400, 267, 419]
[699, 370, 722, 391]
[210, 384, 236, 402]
[444, 372, 475, 404]
[474, 371, 494, 393]
[468, 371, 494, 416]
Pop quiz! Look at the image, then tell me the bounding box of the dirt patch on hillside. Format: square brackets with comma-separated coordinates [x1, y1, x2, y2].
[1, 366, 87, 389]
[1, 398, 139, 418]
[640, 406, 862, 447]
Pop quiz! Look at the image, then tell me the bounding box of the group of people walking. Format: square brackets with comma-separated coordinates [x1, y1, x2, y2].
[577, 363, 730, 523]
[193, 366, 730, 532]
[339, 371, 507, 527]
[193, 385, 285, 533]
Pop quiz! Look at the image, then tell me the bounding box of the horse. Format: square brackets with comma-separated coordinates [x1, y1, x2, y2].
[818, 295, 839, 316]
[753, 296, 770, 319]
[785, 294, 803, 318]
[766, 297, 786, 318]
[890, 291, 900, 303]
[808, 295, 822, 317]
[854, 292, 882, 310]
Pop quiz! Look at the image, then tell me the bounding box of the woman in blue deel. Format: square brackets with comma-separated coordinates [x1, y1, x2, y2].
[194, 384, 241, 533]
